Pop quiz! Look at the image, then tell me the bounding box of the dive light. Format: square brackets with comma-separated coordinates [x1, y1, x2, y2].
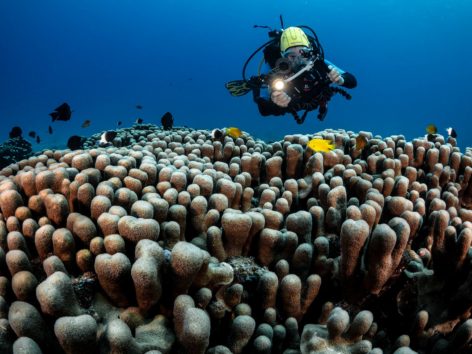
[272, 79, 286, 91]
[269, 59, 315, 92]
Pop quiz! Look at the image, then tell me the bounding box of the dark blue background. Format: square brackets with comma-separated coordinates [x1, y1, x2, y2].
[1, 0, 471, 150]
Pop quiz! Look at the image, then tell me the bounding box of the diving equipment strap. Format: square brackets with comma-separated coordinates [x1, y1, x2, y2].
[282, 60, 314, 84]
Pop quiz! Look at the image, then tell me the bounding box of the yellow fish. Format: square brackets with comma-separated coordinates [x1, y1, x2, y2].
[307, 138, 335, 153]
[355, 135, 368, 151]
[426, 124, 437, 134]
[224, 127, 242, 139]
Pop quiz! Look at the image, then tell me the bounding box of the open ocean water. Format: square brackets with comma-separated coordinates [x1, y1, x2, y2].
[1, 0, 471, 152]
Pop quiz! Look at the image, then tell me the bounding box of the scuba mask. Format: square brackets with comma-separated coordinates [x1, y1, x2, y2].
[282, 46, 314, 60]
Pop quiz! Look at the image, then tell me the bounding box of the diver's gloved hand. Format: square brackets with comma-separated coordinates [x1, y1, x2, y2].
[327, 65, 345, 85]
[248, 76, 263, 88]
[271, 90, 291, 107]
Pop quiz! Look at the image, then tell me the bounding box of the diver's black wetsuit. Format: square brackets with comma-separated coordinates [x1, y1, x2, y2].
[253, 70, 357, 118]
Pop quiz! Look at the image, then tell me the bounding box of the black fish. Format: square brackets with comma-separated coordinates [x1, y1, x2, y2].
[211, 129, 225, 141]
[9, 126, 22, 139]
[28, 131, 37, 138]
[50, 102, 72, 122]
[446, 127, 457, 138]
[104, 130, 118, 142]
[101, 130, 117, 143]
[161, 112, 174, 130]
[48, 125, 53, 134]
[426, 134, 437, 142]
[117, 121, 122, 126]
[67, 135, 85, 150]
[136, 105, 143, 109]
[135, 118, 143, 124]
[36, 136, 40, 144]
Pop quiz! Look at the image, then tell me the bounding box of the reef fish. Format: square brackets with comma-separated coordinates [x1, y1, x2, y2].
[50, 102, 72, 122]
[9, 126, 22, 139]
[136, 118, 143, 124]
[161, 112, 174, 130]
[136, 105, 143, 109]
[211, 128, 225, 141]
[307, 138, 335, 153]
[36, 136, 40, 144]
[100, 131, 117, 145]
[48, 125, 53, 134]
[224, 127, 242, 139]
[446, 127, 457, 138]
[28, 131, 37, 139]
[426, 124, 437, 134]
[355, 135, 368, 151]
[81, 120, 91, 128]
[67, 135, 85, 150]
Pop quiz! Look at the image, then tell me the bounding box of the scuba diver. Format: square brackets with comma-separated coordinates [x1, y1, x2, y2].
[226, 19, 357, 124]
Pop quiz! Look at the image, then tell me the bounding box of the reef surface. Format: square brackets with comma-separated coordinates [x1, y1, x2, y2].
[0, 125, 471, 354]
[0, 137, 33, 170]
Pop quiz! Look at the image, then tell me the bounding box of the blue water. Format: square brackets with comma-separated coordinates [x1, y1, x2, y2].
[1, 0, 471, 151]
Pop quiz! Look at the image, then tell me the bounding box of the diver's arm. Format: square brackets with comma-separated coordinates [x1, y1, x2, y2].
[324, 59, 357, 89]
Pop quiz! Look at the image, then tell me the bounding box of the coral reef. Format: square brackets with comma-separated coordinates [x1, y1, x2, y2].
[0, 125, 472, 353]
[0, 137, 33, 170]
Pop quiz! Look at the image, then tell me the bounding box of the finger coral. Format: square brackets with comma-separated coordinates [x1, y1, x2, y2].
[0, 126, 471, 353]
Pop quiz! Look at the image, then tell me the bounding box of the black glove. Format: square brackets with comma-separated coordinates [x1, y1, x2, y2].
[247, 76, 264, 89]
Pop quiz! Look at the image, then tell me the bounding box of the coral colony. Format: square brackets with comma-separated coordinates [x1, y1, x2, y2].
[0, 125, 472, 353]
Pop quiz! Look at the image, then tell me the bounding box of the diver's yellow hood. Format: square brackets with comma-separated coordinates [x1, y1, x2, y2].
[280, 27, 310, 52]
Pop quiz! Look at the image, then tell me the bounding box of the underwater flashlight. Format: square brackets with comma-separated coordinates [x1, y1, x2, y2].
[272, 79, 285, 91]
